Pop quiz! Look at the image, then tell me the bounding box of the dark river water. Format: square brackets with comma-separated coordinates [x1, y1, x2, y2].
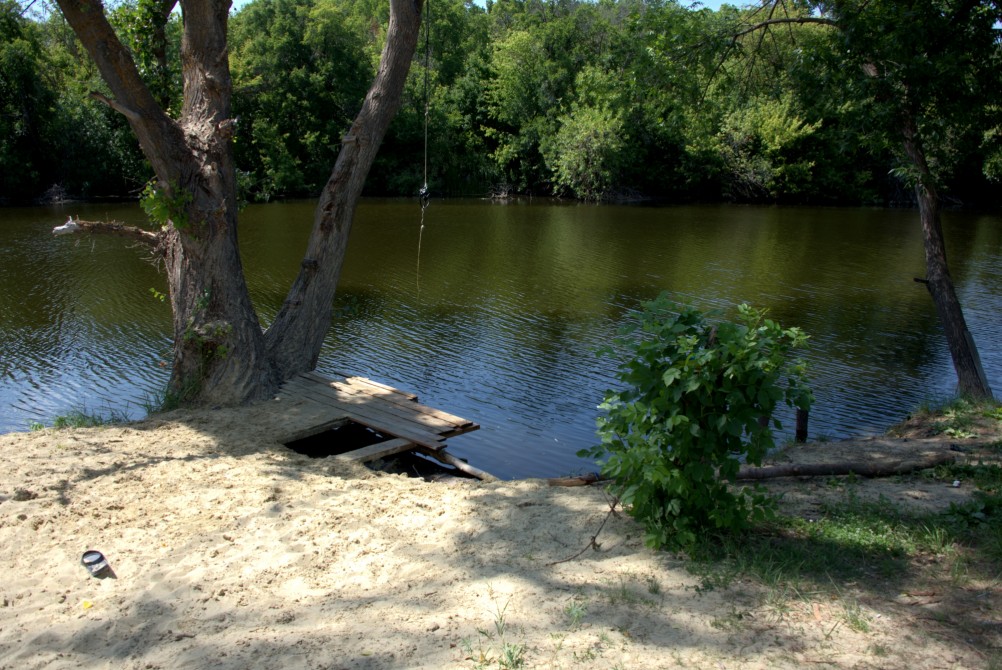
[1, 199, 1000, 478]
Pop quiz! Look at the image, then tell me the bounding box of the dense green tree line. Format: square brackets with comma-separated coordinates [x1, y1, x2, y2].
[2, 0, 1000, 205]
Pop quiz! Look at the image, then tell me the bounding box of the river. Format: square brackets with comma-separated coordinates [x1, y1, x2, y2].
[1, 199, 999, 478]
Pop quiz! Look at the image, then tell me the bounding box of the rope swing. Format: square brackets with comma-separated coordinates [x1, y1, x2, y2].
[416, 0, 432, 292]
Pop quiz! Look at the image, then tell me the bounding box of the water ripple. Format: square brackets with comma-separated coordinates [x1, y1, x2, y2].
[2, 201, 1000, 480]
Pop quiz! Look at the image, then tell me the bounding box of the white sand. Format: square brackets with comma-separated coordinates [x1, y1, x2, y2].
[0, 405, 988, 669]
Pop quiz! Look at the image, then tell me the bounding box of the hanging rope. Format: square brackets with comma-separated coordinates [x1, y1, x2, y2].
[420, 0, 432, 204]
[416, 0, 432, 293]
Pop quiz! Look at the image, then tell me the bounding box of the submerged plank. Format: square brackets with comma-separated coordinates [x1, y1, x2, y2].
[416, 447, 499, 482]
[334, 437, 420, 463]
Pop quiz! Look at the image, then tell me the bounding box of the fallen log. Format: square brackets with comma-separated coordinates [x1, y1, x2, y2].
[735, 452, 957, 480]
[547, 472, 607, 487]
[547, 451, 957, 486]
[415, 447, 499, 482]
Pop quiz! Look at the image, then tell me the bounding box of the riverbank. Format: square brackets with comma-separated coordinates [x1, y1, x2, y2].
[1, 402, 999, 669]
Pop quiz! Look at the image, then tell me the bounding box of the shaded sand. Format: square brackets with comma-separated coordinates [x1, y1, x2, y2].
[0, 404, 994, 669]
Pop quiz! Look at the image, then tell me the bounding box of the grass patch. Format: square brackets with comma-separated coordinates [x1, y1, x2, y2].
[29, 407, 128, 431]
[893, 396, 1002, 438]
[563, 600, 587, 630]
[462, 587, 526, 669]
[688, 488, 1002, 594]
[142, 378, 201, 414]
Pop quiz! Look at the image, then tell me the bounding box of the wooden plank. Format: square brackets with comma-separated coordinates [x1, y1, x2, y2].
[279, 417, 350, 444]
[334, 437, 422, 463]
[342, 378, 476, 429]
[280, 377, 445, 449]
[328, 381, 461, 433]
[301, 372, 475, 431]
[306, 371, 468, 427]
[288, 375, 462, 435]
[320, 371, 419, 401]
[298, 368, 474, 430]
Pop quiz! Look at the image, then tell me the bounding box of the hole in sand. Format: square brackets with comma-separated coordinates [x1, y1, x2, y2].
[283, 421, 386, 459]
[282, 421, 476, 481]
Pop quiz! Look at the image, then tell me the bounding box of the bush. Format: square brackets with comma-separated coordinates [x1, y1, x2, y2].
[581, 295, 813, 551]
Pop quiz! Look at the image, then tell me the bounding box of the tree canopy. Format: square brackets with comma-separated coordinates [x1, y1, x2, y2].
[4, 0, 999, 205]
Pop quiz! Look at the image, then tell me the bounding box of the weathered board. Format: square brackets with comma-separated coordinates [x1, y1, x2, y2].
[276, 372, 479, 464]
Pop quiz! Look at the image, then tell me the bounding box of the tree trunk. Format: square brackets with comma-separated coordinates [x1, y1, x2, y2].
[54, 0, 425, 406]
[263, 0, 424, 379]
[902, 112, 993, 400]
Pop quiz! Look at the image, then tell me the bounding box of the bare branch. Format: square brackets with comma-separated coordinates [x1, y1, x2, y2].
[52, 217, 162, 247]
[733, 16, 839, 41]
[89, 92, 142, 122]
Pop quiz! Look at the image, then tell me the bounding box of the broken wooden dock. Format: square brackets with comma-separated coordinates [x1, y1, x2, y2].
[275, 371, 492, 479]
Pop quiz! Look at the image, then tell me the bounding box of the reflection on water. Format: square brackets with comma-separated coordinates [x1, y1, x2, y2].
[1, 199, 1000, 478]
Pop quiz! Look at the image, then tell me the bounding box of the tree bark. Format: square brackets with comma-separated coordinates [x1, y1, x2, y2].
[263, 0, 425, 379]
[901, 110, 993, 400]
[53, 0, 426, 406]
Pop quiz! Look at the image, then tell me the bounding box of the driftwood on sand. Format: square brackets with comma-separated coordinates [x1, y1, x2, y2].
[547, 451, 956, 486]
[734, 451, 956, 480]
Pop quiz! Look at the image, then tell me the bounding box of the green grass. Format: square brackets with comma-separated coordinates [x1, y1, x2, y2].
[910, 396, 1002, 438]
[688, 487, 1002, 594]
[29, 408, 128, 431]
[462, 587, 527, 669]
[142, 379, 201, 414]
[563, 600, 587, 629]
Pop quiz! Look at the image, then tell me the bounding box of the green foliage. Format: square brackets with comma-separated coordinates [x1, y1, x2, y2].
[542, 67, 626, 200]
[712, 94, 822, 201]
[582, 295, 812, 551]
[0, 4, 148, 201]
[140, 179, 191, 229]
[229, 0, 371, 201]
[0, 1, 51, 198]
[109, 0, 182, 112]
[4, 0, 1000, 203]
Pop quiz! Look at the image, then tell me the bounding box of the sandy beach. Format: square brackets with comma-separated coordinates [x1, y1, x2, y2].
[1, 403, 997, 669]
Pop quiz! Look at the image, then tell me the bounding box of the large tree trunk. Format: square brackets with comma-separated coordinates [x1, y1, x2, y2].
[902, 112, 993, 400]
[54, 0, 425, 406]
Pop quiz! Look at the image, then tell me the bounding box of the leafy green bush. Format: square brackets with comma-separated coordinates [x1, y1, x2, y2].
[582, 295, 813, 551]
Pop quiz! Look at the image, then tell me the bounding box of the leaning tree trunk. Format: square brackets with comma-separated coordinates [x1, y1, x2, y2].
[902, 112, 993, 400]
[54, 0, 425, 406]
[263, 0, 424, 379]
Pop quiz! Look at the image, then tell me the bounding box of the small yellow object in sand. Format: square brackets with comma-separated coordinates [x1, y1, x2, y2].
[82, 600, 93, 609]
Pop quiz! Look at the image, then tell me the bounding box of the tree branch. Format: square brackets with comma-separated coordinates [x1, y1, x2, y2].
[53, 0, 187, 180]
[52, 217, 163, 247]
[732, 16, 839, 41]
[89, 92, 142, 122]
[735, 452, 956, 480]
